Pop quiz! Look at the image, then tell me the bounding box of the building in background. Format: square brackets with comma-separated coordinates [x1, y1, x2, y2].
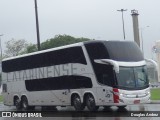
[151, 40, 160, 83]
[131, 10, 159, 84]
[146, 59, 159, 86]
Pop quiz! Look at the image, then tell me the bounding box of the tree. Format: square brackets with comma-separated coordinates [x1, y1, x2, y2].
[26, 44, 38, 53]
[40, 34, 90, 50]
[3, 35, 90, 55]
[4, 39, 28, 57]
[26, 34, 90, 53]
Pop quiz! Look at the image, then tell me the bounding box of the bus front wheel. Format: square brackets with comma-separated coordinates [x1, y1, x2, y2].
[21, 96, 30, 111]
[86, 94, 99, 111]
[118, 105, 127, 109]
[73, 94, 85, 111]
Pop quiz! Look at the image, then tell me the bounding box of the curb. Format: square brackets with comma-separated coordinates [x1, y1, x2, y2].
[150, 100, 160, 104]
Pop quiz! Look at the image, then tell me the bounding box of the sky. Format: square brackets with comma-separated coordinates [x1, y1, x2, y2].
[0, 0, 160, 59]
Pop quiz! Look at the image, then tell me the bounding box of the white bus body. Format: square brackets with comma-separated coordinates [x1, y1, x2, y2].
[2, 40, 150, 111]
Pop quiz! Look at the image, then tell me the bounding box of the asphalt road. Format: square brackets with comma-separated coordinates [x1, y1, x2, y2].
[0, 103, 160, 120]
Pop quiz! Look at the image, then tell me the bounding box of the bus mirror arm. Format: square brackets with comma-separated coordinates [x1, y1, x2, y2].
[94, 59, 119, 73]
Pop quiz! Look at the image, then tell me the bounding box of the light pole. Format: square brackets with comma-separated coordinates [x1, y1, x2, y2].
[117, 9, 127, 40]
[34, 0, 41, 51]
[140, 26, 149, 52]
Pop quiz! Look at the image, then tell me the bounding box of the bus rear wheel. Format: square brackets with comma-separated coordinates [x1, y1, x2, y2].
[73, 94, 85, 111]
[86, 94, 99, 111]
[14, 97, 21, 110]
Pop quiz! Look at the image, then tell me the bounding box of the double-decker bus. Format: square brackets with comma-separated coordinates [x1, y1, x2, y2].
[2, 40, 150, 111]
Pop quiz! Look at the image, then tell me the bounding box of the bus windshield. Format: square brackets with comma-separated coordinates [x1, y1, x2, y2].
[116, 66, 149, 90]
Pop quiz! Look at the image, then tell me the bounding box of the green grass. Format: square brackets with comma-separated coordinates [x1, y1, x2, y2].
[0, 95, 3, 102]
[150, 88, 160, 100]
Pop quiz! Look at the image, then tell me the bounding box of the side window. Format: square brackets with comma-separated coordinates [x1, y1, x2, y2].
[85, 42, 114, 86]
[94, 63, 114, 87]
[2, 84, 7, 93]
[2, 46, 87, 73]
[102, 74, 113, 86]
[85, 42, 109, 59]
[25, 76, 92, 91]
[75, 76, 93, 88]
[62, 47, 87, 64]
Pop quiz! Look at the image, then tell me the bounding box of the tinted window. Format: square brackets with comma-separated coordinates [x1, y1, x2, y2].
[2, 47, 87, 72]
[92, 64, 115, 86]
[25, 76, 92, 91]
[85, 42, 114, 87]
[85, 42, 109, 59]
[104, 41, 144, 62]
[85, 40, 144, 62]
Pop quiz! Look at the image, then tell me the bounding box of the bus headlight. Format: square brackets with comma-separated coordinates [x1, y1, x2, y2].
[119, 93, 126, 96]
[145, 90, 150, 95]
[119, 93, 128, 98]
[146, 91, 150, 95]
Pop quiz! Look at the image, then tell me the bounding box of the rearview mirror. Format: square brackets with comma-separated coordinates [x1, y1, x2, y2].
[94, 59, 119, 73]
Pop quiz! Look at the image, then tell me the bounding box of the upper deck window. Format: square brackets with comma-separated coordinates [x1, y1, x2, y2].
[2, 46, 86, 72]
[103, 41, 144, 62]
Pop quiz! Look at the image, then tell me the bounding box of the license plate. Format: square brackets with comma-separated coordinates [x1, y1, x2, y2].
[134, 100, 140, 104]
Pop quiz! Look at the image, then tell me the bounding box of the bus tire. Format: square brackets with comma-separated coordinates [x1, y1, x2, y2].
[118, 105, 127, 109]
[29, 106, 35, 110]
[21, 96, 29, 111]
[73, 94, 85, 111]
[43, 106, 57, 111]
[86, 94, 99, 111]
[14, 97, 21, 110]
[103, 106, 111, 108]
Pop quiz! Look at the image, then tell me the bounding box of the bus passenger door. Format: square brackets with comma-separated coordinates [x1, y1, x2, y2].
[96, 87, 106, 105]
[93, 63, 115, 104]
[101, 74, 114, 104]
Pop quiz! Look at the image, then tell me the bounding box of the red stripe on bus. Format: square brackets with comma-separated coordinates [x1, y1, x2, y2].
[113, 88, 119, 103]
